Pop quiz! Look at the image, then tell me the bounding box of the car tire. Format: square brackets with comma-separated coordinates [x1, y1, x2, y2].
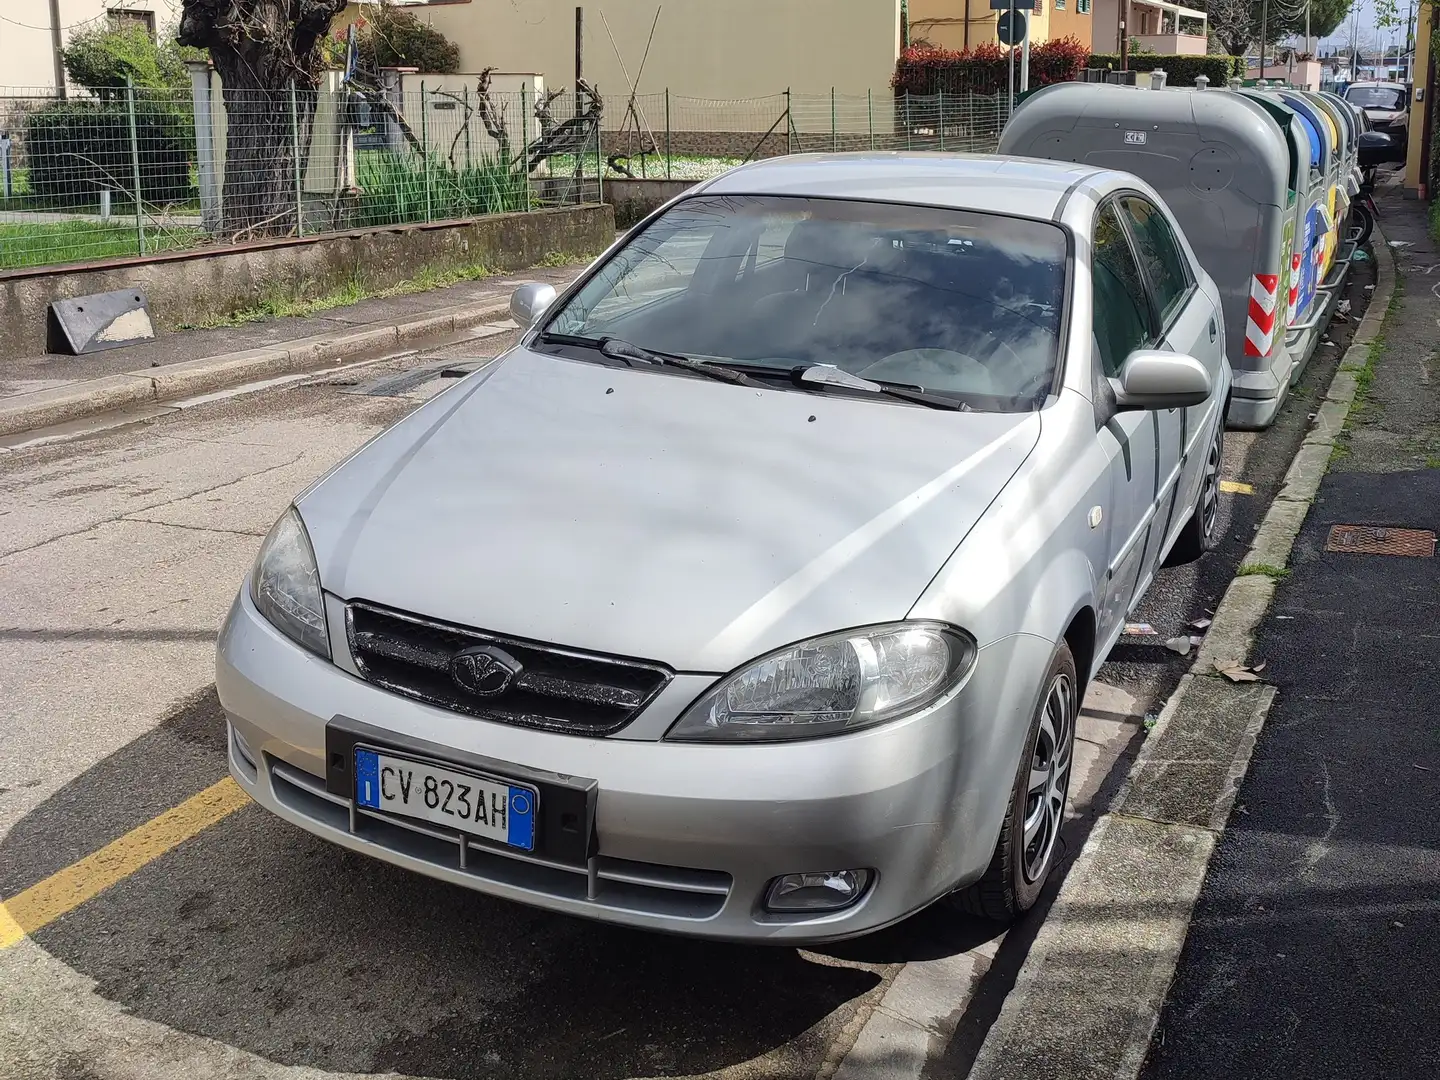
[1164, 417, 1224, 567]
[953, 641, 1078, 923]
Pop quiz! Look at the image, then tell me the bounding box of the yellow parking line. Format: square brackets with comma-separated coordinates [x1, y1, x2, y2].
[1219, 480, 1255, 495]
[0, 777, 249, 951]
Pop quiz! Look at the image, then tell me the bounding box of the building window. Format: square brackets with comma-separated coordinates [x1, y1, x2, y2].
[1034, 0, 1043, 11]
[108, 7, 157, 38]
[1077, 0, 1091, 12]
[1055, 0, 1066, 9]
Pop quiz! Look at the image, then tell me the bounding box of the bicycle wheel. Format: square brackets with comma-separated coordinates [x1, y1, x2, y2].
[1352, 202, 1374, 247]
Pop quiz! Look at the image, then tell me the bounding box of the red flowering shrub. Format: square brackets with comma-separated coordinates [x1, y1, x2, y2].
[891, 36, 1088, 97]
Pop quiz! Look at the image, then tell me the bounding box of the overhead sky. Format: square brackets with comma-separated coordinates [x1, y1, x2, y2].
[1318, 0, 1415, 50]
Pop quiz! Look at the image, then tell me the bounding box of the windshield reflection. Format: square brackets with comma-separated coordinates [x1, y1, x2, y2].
[542, 195, 1069, 412]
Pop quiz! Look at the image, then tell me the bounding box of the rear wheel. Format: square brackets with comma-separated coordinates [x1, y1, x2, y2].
[1165, 417, 1223, 567]
[954, 643, 1078, 922]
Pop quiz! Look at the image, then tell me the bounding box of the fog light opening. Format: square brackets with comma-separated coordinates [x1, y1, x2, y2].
[764, 869, 871, 913]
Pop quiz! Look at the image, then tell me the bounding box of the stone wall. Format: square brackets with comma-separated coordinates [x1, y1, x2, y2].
[0, 205, 615, 357]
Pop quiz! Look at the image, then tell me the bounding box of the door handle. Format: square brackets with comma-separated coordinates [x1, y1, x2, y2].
[1208, 318, 1218, 342]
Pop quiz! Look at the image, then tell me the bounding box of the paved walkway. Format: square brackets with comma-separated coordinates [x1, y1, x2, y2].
[0, 263, 583, 402]
[1142, 179, 1440, 1077]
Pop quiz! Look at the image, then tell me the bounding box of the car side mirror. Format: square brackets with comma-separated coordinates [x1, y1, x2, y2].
[1109, 350, 1212, 411]
[510, 282, 557, 329]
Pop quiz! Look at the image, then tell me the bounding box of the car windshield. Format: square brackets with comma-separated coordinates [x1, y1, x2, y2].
[540, 195, 1068, 411]
[1347, 86, 1407, 111]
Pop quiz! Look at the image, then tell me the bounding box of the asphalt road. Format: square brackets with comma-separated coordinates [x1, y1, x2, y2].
[0, 255, 1374, 1080]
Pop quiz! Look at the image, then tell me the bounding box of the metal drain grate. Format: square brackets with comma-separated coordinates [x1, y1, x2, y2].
[1325, 525, 1436, 557]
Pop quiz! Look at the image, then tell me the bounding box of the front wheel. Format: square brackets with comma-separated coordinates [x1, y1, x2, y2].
[953, 643, 1078, 922]
[1165, 417, 1224, 567]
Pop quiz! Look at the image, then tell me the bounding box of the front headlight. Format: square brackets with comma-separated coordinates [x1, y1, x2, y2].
[666, 622, 975, 743]
[250, 507, 330, 659]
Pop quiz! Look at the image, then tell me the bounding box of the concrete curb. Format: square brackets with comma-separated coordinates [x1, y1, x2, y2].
[965, 231, 1396, 1080]
[0, 298, 513, 439]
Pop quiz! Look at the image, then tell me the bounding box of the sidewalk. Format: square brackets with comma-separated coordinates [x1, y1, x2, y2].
[1142, 180, 1440, 1076]
[0, 260, 587, 438]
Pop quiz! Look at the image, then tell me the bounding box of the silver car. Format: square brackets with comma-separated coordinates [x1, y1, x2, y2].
[217, 154, 1231, 943]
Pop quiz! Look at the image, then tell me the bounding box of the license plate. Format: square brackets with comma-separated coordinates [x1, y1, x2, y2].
[353, 748, 536, 851]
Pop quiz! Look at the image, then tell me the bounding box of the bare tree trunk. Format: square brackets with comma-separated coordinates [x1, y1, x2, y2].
[179, 0, 344, 237]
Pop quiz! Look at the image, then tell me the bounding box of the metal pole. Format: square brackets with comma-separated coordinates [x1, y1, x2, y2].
[463, 85, 472, 169]
[831, 88, 837, 152]
[1021, 17, 1031, 92]
[125, 77, 144, 255]
[575, 6, 584, 120]
[521, 84, 532, 211]
[1260, 0, 1269, 81]
[1120, 0, 1129, 71]
[595, 96, 603, 205]
[48, 0, 66, 99]
[187, 61, 220, 233]
[421, 82, 432, 222]
[939, 88, 946, 149]
[905, 93, 912, 150]
[290, 83, 304, 237]
[785, 88, 793, 154]
[665, 88, 672, 179]
[1007, 0, 1016, 115]
[868, 89, 874, 150]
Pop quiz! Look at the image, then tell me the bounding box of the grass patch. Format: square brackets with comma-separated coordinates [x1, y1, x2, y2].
[1238, 563, 1291, 580]
[177, 248, 597, 330]
[1430, 197, 1440, 243]
[0, 220, 204, 270]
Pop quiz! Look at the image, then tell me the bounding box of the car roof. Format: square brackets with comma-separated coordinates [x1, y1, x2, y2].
[697, 153, 1103, 222]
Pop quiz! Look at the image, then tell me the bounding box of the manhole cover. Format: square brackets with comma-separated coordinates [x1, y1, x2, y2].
[1325, 525, 1436, 557]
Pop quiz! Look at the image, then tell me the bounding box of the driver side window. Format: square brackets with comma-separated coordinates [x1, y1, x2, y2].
[1091, 202, 1153, 378]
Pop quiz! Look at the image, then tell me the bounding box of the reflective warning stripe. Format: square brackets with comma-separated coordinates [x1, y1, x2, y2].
[1244, 273, 1279, 358]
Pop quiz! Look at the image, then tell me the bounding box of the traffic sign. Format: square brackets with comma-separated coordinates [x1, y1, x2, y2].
[997, 9, 1028, 46]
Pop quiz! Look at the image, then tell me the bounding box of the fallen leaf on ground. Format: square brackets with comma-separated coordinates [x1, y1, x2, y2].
[1213, 659, 1262, 682]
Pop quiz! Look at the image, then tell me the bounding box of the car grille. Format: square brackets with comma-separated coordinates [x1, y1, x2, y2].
[264, 758, 731, 919]
[345, 601, 672, 736]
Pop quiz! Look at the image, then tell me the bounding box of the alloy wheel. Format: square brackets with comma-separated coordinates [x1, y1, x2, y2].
[1200, 424, 1223, 545]
[1021, 671, 1074, 885]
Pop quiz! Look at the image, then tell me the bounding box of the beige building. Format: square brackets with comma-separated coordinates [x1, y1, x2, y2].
[340, 0, 904, 99]
[1090, 0, 1207, 55]
[909, 0, 1094, 52]
[0, 0, 181, 92]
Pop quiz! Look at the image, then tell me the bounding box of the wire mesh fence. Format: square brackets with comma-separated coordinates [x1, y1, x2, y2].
[0, 84, 1009, 273]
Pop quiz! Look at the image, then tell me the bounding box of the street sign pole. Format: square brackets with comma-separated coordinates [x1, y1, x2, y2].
[1007, 0, 1016, 115]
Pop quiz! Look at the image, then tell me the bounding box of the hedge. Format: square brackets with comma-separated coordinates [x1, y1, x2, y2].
[23, 98, 195, 207]
[893, 38, 1090, 96]
[1084, 54, 1244, 86]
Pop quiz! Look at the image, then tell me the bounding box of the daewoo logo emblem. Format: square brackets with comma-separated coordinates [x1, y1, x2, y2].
[450, 646, 522, 698]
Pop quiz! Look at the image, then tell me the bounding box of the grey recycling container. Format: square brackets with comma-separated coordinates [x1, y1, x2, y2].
[999, 81, 1306, 429]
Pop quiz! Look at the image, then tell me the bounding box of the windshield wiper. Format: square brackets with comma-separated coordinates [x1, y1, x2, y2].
[597, 337, 763, 387]
[792, 364, 970, 411]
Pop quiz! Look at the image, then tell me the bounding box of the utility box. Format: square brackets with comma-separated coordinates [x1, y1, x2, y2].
[998, 81, 1348, 431]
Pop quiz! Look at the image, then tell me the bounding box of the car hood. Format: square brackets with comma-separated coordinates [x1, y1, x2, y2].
[301, 348, 1040, 672]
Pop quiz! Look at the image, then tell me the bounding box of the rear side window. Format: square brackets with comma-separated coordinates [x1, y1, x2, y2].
[1091, 203, 1152, 378]
[1119, 196, 1192, 327]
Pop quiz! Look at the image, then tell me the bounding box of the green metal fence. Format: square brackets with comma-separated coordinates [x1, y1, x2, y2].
[0, 84, 1009, 273]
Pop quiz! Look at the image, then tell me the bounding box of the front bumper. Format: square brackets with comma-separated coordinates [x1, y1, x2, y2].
[216, 588, 1051, 943]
